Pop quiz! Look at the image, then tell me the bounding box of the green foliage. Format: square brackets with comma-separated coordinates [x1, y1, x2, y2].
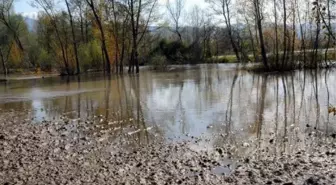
[150, 39, 209, 65]
[27, 33, 40, 68]
[150, 39, 187, 64]
[78, 40, 103, 72]
[149, 55, 168, 70]
[37, 49, 53, 71]
[208, 55, 239, 63]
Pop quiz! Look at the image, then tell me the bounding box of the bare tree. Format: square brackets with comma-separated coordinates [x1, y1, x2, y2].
[0, 0, 24, 52]
[166, 0, 184, 42]
[85, 0, 111, 74]
[237, 0, 257, 62]
[105, 0, 130, 73]
[0, 24, 13, 77]
[207, 0, 241, 62]
[282, 0, 288, 67]
[32, 0, 72, 75]
[126, 0, 158, 73]
[296, 0, 306, 63]
[312, 0, 321, 68]
[65, 0, 80, 74]
[273, 0, 279, 66]
[253, 0, 269, 69]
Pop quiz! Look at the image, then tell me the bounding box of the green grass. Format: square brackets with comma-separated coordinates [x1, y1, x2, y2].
[208, 54, 256, 64]
[207, 55, 239, 63]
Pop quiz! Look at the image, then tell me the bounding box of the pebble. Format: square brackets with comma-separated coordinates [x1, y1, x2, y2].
[1, 111, 336, 185]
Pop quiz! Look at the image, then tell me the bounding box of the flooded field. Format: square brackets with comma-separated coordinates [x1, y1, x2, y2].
[0, 64, 335, 154]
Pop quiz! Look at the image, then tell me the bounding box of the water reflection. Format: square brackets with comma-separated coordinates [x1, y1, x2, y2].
[0, 65, 335, 153]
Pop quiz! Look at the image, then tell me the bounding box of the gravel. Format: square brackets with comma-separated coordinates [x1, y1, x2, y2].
[1, 110, 336, 185]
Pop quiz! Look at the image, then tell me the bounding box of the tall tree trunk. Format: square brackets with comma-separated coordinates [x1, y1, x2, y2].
[297, 0, 306, 65]
[85, 7, 89, 43]
[222, 1, 241, 62]
[274, 0, 279, 67]
[291, 0, 296, 64]
[313, 1, 321, 68]
[246, 17, 257, 62]
[37, 5, 70, 75]
[79, 5, 85, 42]
[0, 49, 7, 77]
[65, 0, 80, 74]
[86, 0, 111, 74]
[129, 0, 141, 73]
[324, 0, 331, 67]
[55, 23, 70, 75]
[111, 0, 120, 73]
[282, 0, 287, 67]
[120, 40, 125, 73]
[120, 15, 128, 74]
[255, 0, 269, 69]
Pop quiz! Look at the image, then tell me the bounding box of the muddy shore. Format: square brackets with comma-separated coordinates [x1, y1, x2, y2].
[1, 110, 336, 185]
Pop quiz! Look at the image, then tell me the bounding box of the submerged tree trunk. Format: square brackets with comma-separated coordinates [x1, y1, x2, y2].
[282, 0, 287, 68]
[247, 20, 257, 62]
[0, 49, 7, 77]
[313, 2, 321, 68]
[274, 0, 279, 67]
[291, 0, 296, 65]
[222, 0, 241, 62]
[86, 0, 111, 74]
[254, 0, 269, 69]
[324, 0, 331, 67]
[55, 24, 71, 75]
[297, 0, 306, 65]
[120, 15, 128, 74]
[65, 0, 80, 74]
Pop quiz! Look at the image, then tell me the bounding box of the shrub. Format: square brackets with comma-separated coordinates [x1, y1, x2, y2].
[78, 40, 103, 72]
[37, 49, 53, 71]
[150, 55, 168, 70]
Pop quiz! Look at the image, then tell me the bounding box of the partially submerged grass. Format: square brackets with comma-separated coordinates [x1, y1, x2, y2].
[207, 55, 239, 63]
[210, 50, 336, 72]
[244, 50, 336, 73]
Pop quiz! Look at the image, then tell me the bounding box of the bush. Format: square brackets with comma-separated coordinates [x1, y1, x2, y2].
[78, 40, 103, 72]
[149, 55, 168, 70]
[150, 39, 188, 64]
[37, 49, 53, 71]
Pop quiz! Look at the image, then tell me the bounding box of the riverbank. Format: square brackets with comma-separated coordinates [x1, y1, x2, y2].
[1, 110, 335, 185]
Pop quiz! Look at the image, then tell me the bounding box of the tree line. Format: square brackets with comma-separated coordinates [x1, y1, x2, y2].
[0, 0, 335, 76]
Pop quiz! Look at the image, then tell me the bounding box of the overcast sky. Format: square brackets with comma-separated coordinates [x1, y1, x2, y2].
[14, 0, 208, 19]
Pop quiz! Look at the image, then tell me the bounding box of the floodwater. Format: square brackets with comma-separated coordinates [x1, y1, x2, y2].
[0, 64, 335, 155]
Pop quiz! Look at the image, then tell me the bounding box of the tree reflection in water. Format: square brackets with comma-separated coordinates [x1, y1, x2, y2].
[0, 66, 335, 154]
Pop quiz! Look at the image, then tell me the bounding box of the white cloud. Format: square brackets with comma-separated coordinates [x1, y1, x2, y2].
[20, 12, 39, 19]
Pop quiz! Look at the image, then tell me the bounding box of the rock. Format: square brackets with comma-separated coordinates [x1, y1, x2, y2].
[242, 142, 250, 147]
[0, 134, 5, 140]
[215, 148, 223, 155]
[206, 125, 213, 129]
[305, 176, 319, 185]
[65, 144, 71, 150]
[136, 162, 142, 168]
[273, 178, 282, 183]
[273, 171, 282, 176]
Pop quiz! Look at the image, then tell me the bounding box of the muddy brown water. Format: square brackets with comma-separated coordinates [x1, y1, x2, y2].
[0, 64, 335, 155]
